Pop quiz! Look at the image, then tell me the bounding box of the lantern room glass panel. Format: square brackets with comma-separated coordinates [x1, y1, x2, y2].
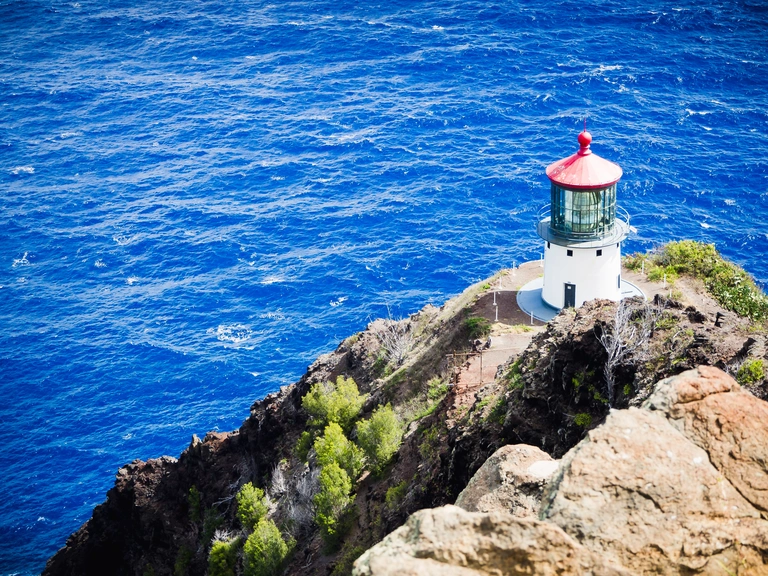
[550, 184, 616, 238]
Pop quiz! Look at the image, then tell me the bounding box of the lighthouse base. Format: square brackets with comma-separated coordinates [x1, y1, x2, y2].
[517, 274, 645, 322]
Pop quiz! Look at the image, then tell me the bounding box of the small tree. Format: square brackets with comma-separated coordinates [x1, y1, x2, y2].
[314, 422, 365, 481]
[208, 536, 240, 576]
[302, 376, 366, 432]
[356, 404, 404, 475]
[598, 300, 659, 406]
[237, 482, 268, 531]
[314, 462, 352, 543]
[243, 519, 291, 576]
[375, 315, 414, 367]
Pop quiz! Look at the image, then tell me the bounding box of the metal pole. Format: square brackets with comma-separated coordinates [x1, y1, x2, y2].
[493, 291, 497, 305]
[531, 310, 534, 325]
[495, 303, 499, 322]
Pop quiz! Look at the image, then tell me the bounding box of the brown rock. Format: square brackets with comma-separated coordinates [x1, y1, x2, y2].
[454, 444, 558, 517]
[352, 505, 628, 576]
[540, 407, 768, 574]
[645, 365, 768, 516]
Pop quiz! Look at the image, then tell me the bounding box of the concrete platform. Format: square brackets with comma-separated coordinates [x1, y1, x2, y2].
[516, 276, 645, 322]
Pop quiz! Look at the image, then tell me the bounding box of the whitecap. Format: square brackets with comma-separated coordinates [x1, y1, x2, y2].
[724, 199, 736, 206]
[12, 252, 30, 267]
[259, 310, 286, 321]
[11, 166, 34, 175]
[60, 131, 81, 139]
[94, 259, 107, 268]
[431, 25, 444, 30]
[700, 222, 711, 229]
[249, 372, 260, 378]
[261, 275, 284, 285]
[126, 276, 139, 285]
[702, 126, 712, 131]
[112, 234, 133, 245]
[330, 296, 348, 307]
[209, 323, 253, 344]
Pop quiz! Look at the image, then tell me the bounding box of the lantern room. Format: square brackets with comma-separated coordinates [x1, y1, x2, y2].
[535, 128, 635, 310]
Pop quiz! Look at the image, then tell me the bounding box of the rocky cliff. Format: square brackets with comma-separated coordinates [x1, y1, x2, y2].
[44, 265, 768, 576]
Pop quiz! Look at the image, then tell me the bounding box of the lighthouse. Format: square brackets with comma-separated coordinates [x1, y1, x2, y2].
[534, 128, 636, 311]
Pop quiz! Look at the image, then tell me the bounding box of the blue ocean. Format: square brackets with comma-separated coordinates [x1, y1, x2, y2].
[1, 0, 766, 572]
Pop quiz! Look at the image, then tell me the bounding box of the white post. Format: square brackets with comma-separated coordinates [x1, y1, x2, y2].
[663, 273, 667, 288]
[530, 310, 534, 325]
[493, 291, 497, 305]
[495, 304, 499, 322]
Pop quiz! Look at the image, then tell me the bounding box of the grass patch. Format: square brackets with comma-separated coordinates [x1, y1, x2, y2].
[505, 359, 523, 390]
[736, 358, 765, 386]
[465, 316, 492, 339]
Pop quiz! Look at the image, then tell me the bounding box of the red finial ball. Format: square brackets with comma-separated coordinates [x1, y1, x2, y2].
[578, 130, 592, 148]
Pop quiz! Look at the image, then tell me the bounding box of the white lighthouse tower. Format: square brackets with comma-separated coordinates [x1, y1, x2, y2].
[537, 128, 631, 309]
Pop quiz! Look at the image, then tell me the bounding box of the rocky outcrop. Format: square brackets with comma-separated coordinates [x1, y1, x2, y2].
[356, 367, 768, 575]
[454, 444, 557, 517]
[353, 505, 629, 576]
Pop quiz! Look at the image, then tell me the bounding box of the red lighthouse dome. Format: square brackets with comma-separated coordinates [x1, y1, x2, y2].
[545, 130, 622, 190]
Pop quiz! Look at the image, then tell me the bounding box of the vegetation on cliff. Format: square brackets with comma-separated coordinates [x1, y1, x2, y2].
[625, 240, 768, 322]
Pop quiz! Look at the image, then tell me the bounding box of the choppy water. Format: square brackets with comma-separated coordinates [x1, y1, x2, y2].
[1, 0, 767, 572]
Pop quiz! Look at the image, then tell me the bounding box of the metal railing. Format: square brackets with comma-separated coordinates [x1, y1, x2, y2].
[536, 204, 630, 241]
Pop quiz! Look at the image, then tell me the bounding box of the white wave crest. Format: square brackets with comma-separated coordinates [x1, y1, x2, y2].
[11, 166, 34, 175]
[12, 252, 30, 267]
[330, 296, 347, 307]
[94, 259, 107, 268]
[209, 323, 253, 344]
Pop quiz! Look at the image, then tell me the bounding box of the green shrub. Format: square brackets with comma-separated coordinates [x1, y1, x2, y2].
[623, 253, 648, 271]
[487, 395, 507, 425]
[294, 430, 313, 463]
[465, 316, 492, 339]
[208, 538, 240, 576]
[426, 377, 449, 401]
[237, 483, 268, 531]
[505, 359, 523, 390]
[736, 358, 765, 386]
[574, 413, 592, 428]
[331, 544, 366, 576]
[385, 480, 408, 510]
[188, 485, 202, 523]
[243, 519, 291, 576]
[314, 462, 352, 544]
[174, 545, 193, 576]
[356, 404, 404, 475]
[302, 376, 367, 432]
[314, 422, 365, 481]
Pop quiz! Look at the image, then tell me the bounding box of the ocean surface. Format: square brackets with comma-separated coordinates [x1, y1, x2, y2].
[1, 0, 767, 572]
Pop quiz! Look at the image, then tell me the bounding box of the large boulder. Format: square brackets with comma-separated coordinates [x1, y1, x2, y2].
[352, 505, 629, 576]
[644, 365, 768, 516]
[540, 407, 768, 573]
[454, 444, 558, 517]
